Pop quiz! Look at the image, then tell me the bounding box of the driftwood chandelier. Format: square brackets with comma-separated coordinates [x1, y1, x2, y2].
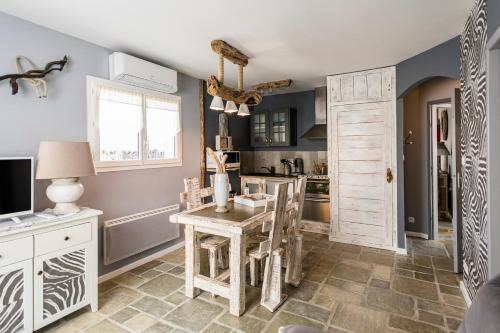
[207, 40, 292, 116]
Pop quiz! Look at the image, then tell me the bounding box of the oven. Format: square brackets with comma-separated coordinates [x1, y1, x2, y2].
[303, 176, 330, 223]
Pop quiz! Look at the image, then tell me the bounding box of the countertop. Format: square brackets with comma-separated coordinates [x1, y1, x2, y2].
[240, 173, 300, 179]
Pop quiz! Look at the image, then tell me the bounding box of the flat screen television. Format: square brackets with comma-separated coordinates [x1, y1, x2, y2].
[0, 157, 34, 220]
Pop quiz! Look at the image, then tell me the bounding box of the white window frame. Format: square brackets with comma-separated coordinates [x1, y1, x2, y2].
[87, 76, 182, 172]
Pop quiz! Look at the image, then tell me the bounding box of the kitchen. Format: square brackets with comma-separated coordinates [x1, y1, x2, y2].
[203, 86, 330, 234]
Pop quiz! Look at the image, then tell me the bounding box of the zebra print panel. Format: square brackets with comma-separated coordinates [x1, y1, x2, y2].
[43, 249, 86, 319]
[0, 269, 24, 333]
[460, 0, 488, 298]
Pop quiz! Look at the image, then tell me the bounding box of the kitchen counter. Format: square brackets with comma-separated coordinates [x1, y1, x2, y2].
[240, 172, 299, 179]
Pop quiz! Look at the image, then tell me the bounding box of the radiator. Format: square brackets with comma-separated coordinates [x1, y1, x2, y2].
[104, 204, 179, 265]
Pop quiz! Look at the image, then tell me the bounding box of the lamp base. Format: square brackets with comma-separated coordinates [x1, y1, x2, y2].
[46, 178, 84, 216]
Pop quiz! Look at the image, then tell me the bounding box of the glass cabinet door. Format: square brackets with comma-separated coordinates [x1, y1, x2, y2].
[269, 109, 290, 146]
[251, 111, 268, 147]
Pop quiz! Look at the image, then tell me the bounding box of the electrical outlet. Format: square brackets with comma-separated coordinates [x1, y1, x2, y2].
[408, 217, 415, 224]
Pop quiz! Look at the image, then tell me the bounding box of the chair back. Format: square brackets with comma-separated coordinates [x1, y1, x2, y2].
[180, 177, 214, 209]
[289, 176, 307, 230]
[267, 182, 289, 255]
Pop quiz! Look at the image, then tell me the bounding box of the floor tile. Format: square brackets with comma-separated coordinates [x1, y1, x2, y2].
[131, 295, 174, 318]
[359, 251, 394, 267]
[113, 272, 146, 288]
[435, 269, 458, 286]
[331, 303, 387, 333]
[415, 272, 435, 282]
[164, 292, 189, 305]
[419, 310, 444, 326]
[51, 309, 104, 333]
[131, 260, 163, 275]
[163, 299, 224, 331]
[417, 299, 466, 319]
[446, 317, 462, 330]
[389, 315, 446, 333]
[142, 269, 162, 279]
[314, 284, 363, 306]
[329, 262, 372, 284]
[86, 320, 129, 333]
[217, 312, 266, 332]
[286, 281, 319, 301]
[372, 264, 392, 281]
[369, 278, 390, 289]
[282, 299, 331, 323]
[204, 323, 232, 333]
[110, 307, 140, 323]
[366, 287, 415, 317]
[142, 323, 175, 333]
[156, 262, 176, 272]
[138, 274, 184, 297]
[393, 276, 439, 300]
[263, 311, 324, 333]
[439, 284, 462, 296]
[98, 286, 141, 315]
[123, 313, 158, 331]
[325, 277, 366, 294]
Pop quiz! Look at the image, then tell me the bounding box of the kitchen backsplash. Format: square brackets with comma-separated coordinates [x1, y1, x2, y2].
[240, 151, 327, 174]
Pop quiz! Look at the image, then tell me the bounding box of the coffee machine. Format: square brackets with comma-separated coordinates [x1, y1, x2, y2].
[293, 158, 304, 175]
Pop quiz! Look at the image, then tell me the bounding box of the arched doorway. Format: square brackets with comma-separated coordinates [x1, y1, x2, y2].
[398, 76, 462, 273]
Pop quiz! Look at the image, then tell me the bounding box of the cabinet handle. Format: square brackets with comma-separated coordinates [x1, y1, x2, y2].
[64, 236, 70, 241]
[269, 138, 272, 143]
[37, 271, 43, 276]
[386, 168, 394, 183]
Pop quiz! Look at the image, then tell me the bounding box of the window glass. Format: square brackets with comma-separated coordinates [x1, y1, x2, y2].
[146, 97, 180, 160]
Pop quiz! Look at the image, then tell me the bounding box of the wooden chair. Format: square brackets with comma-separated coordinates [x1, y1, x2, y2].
[259, 182, 289, 312]
[284, 176, 307, 287]
[179, 177, 229, 283]
[241, 176, 266, 194]
[248, 177, 307, 288]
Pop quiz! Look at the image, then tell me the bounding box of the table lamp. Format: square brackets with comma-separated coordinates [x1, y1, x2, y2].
[36, 141, 96, 215]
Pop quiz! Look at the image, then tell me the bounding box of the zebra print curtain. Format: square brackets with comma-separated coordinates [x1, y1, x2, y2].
[460, 0, 488, 298]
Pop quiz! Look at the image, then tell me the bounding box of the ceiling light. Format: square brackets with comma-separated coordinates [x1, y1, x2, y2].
[225, 100, 238, 113]
[209, 95, 224, 111]
[237, 103, 250, 116]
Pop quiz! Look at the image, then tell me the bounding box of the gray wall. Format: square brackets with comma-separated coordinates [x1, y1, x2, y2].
[403, 78, 460, 236]
[395, 36, 461, 248]
[488, 0, 500, 38]
[253, 90, 327, 152]
[0, 12, 200, 276]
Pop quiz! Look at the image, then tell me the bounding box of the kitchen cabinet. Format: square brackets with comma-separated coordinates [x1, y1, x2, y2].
[250, 108, 295, 147]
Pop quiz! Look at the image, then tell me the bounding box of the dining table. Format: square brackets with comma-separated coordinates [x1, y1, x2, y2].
[169, 199, 273, 316]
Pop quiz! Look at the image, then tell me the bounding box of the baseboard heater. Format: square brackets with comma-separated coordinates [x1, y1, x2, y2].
[104, 204, 179, 265]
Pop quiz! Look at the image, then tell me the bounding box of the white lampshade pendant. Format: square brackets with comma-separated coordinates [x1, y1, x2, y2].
[238, 103, 250, 116]
[210, 96, 224, 111]
[225, 100, 238, 113]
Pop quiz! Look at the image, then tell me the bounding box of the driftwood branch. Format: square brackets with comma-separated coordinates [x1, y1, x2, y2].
[211, 40, 248, 66]
[252, 79, 292, 92]
[207, 75, 262, 106]
[0, 56, 68, 95]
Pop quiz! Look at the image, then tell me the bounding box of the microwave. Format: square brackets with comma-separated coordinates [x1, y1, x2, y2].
[206, 150, 240, 170]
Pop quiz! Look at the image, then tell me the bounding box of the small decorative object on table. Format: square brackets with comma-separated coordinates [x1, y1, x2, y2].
[207, 147, 229, 213]
[234, 193, 273, 207]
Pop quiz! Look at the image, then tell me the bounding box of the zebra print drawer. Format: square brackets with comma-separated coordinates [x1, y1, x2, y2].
[0, 237, 33, 268]
[34, 223, 91, 256]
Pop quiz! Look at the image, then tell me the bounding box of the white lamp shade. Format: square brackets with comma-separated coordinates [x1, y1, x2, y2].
[210, 96, 224, 111]
[36, 141, 96, 179]
[238, 103, 250, 116]
[225, 100, 238, 113]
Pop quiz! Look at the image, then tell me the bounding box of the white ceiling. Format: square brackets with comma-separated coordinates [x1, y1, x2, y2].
[1, 0, 474, 91]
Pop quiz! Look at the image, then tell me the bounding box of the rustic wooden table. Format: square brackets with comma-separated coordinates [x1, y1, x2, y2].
[169, 200, 273, 316]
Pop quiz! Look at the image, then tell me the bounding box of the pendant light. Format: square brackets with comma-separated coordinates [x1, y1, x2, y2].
[225, 100, 238, 113]
[238, 103, 250, 116]
[209, 95, 224, 111]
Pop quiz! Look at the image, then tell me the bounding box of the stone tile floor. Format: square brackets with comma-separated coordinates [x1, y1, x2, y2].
[37, 233, 466, 333]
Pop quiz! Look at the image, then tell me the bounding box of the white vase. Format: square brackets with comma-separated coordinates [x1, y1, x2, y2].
[214, 173, 229, 213]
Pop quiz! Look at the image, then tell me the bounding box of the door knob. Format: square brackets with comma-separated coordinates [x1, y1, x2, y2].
[386, 168, 394, 183]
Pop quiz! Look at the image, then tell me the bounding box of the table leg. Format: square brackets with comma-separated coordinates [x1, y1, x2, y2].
[229, 234, 246, 316]
[185, 225, 200, 298]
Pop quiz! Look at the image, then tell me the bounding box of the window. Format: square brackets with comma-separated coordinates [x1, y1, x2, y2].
[87, 77, 182, 172]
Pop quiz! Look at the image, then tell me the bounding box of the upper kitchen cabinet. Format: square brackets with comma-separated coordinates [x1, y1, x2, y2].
[250, 108, 296, 147]
[329, 67, 394, 105]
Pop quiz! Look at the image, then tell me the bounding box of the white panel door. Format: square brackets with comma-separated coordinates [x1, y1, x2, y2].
[329, 101, 395, 248]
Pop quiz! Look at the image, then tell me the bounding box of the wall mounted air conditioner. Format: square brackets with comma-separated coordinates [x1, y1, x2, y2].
[109, 52, 177, 93]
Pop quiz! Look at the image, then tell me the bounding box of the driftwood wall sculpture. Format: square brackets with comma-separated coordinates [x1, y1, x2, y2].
[0, 55, 68, 96]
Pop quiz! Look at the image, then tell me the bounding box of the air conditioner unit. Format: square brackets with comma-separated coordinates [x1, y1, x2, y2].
[109, 52, 177, 93]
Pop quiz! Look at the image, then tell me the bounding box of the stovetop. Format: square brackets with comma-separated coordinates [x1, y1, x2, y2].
[306, 174, 329, 180]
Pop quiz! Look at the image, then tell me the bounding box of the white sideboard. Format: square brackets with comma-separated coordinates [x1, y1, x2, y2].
[0, 208, 102, 333]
